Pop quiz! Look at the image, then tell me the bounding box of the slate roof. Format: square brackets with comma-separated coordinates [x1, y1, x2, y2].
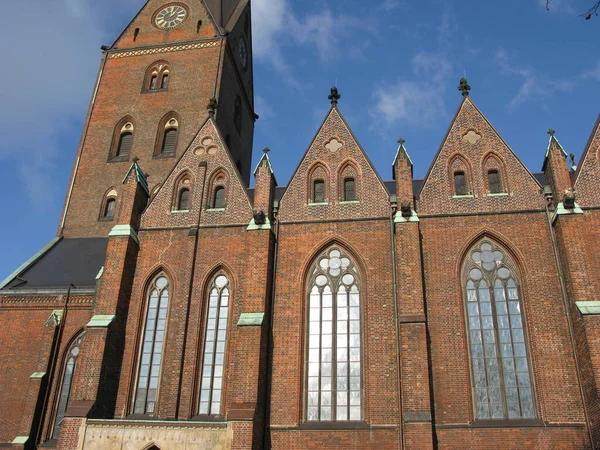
[0, 237, 108, 291]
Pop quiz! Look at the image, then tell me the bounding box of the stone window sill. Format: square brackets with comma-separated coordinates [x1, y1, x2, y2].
[98, 217, 114, 222]
[452, 195, 474, 199]
[153, 153, 176, 160]
[339, 200, 360, 205]
[298, 421, 369, 430]
[170, 210, 190, 214]
[142, 88, 168, 94]
[308, 202, 329, 206]
[485, 192, 509, 197]
[206, 208, 226, 212]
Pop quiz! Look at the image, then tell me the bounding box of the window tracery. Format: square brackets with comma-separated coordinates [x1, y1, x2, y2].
[306, 247, 362, 422]
[464, 240, 536, 420]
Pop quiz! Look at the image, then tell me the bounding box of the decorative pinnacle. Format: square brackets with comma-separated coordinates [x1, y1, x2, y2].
[133, 156, 140, 163]
[397, 138, 406, 145]
[458, 78, 471, 97]
[207, 98, 218, 116]
[328, 86, 341, 105]
[547, 128, 556, 136]
[263, 147, 270, 154]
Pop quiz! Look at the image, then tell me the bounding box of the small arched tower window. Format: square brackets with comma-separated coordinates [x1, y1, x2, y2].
[234, 96, 242, 133]
[454, 171, 467, 196]
[344, 178, 356, 201]
[213, 186, 225, 209]
[134, 273, 170, 415]
[144, 61, 170, 92]
[178, 188, 190, 211]
[199, 274, 231, 416]
[52, 331, 85, 439]
[155, 114, 180, 158]
[100, 188, 118, 221]
[488, 170, 502, 194]
[314, 180, 326, 203]
[109, 118, 134, 161]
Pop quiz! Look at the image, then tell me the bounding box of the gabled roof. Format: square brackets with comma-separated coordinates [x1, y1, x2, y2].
[123, 161, 149, 195]
[542, 135, 568, 172]
[253, 150, 277, 185]
[419, 96, 542, 197]
[392, 142, 413, 179]
[574, 114, 600, 185]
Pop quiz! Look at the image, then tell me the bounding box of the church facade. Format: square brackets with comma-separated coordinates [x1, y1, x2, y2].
[2, 1, 600, 449]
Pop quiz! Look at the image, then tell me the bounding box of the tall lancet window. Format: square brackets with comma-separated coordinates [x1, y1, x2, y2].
[52, 332, 85, 439]
[199, 274, 230, 416]
[307, 247, 362, 422]
[134, 274, 170, 415]
[464, 240, 536, 420]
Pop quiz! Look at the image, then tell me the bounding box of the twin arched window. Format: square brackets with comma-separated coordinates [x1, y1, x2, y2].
[450, 155, 506, 196]
[52, 331, 85, 439]
[145, 62, 170, 92]
[306, 247, 362, 422]
[464, 240, 535, 420]
[134, 274, 170, 415]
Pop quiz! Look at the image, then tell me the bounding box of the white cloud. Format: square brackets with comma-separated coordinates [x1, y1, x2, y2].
[251, 0, 369, 87]
[255, 95, 276, 121]
[377, 0, 404, 12]
[582, 62, 600, 80]
[494, 48, 574, 109]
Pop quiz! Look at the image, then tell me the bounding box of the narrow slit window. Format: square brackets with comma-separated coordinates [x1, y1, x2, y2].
[150, 75, 158, 90]
[161, 73, 169, 89]
[488, 170, 502, 194]
[134, 275, 170, 415]
[199, 275, 230, 416]
[213, 187, 225, 209]
[344, 178, 356, 201]
[454, 171, 467, 196]
[178, 188, 190, 211]
[51, 332, 85, 439]
[104, 198, 116, 219]
[234, 96, 242, 133]
[314, 180, 326, 203]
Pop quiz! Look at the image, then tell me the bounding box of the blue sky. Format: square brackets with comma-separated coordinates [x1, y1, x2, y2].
[0, 0, 598, 281]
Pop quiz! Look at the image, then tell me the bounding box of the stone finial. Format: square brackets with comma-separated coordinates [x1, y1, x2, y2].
[263, 147, 270, 154]
[547, 128, 556, 136]
[458, 78, 471, 97]
[207, 98, 218, 117]
[133, 156, 140, 163]
[397, 138, 406, 145]
[328, 87, 341, 105]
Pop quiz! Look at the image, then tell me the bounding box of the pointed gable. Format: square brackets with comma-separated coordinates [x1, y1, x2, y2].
[419, 97, 543, 216]
[574, 115, 600, 208]
[111, 0, 220, 50]
[141, 118, 253, 229]
[278, 103, 389, 222]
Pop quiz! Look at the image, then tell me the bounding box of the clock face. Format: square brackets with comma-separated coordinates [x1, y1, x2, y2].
[238, 37, 248, 69]
[155, 5, 188, 30]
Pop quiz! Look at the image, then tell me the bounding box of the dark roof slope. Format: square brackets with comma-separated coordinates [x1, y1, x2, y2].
[1, 238, 108, 290]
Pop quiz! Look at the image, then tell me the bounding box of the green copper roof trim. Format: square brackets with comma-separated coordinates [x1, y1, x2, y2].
[247, 218, 272, 231]
[0, 237, 62, 290]
[12, 436, 29, 445]
[237, 313, 265, 326]
[87, 315, 116, 328]
[552, 202, 584, 223]
[545, 135, 568, 159]
[576, 302, 600, 315]
[109, 225, 139, 243]
[395, 210, 420, 223]
[392, 143, 413, 168]
[96, 266, 105, 280]
[122, 162, 149, 195]
[253, 152, 274, 176]
[30, 372, 46, 379]
[45, 310, 64, 327]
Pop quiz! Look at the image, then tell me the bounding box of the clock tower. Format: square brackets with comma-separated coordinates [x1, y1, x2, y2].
[59, 0, 255, 238]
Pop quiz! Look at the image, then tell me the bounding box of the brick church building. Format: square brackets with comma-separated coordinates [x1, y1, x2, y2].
[2, 0, 600, 448]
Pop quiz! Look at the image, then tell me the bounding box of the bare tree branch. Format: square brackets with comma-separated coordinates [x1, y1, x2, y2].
[546, 0, 600, 19]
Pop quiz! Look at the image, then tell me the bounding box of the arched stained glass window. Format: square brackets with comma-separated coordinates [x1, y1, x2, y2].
[199, 275, 230, 416]
[307, 247, 362, 422]
[134, 274, 170, 415]
[52, 331, 85, 439]
[464, 240, 536, 420]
